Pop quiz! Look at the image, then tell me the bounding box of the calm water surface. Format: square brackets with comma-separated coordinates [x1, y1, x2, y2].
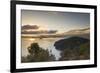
[21, 37, 68, 60]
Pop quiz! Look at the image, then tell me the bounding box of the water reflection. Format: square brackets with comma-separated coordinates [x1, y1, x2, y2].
[22, 37, 65, 60]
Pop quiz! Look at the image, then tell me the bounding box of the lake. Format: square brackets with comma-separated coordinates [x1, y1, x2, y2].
[21, 37, 68, 60]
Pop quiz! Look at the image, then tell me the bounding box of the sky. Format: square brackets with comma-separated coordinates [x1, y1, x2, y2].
[21, 10, 90, 33]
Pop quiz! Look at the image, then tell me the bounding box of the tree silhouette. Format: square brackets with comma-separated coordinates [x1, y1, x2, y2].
[27, 43, 40, 55]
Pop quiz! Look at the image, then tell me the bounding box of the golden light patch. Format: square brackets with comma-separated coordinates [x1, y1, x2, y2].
[29, 38, 35, 41]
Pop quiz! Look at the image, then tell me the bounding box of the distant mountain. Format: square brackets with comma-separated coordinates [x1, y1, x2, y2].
[54, 36, 89, 51]
[62, 27, 90, 35]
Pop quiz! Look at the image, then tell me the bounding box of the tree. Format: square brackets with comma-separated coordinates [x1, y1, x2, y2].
[27, 43, 40, 55]
[23, 42, 55, 62]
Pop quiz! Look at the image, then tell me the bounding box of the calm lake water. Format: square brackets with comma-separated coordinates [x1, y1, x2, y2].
[21, 37, 68, 60]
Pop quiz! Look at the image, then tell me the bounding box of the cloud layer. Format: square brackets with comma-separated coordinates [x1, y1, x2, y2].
[22, 25, 57, 34]
[22, 30, 57, 34]
[22, 25, 39, 30]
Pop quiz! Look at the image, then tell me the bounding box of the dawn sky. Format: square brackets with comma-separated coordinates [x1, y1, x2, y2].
[21, 10, 90, 33]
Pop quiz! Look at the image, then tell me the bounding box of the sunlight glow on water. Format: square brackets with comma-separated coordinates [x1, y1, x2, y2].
[21, 37, 68, 60]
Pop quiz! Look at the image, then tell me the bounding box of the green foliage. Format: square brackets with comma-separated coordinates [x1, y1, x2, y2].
[22, 42, 55, 63]
[33, 48, 50, 62]
[79, 42, 90, 59]
[59, 42, 90, 61]
[27, 43, 40, 55]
